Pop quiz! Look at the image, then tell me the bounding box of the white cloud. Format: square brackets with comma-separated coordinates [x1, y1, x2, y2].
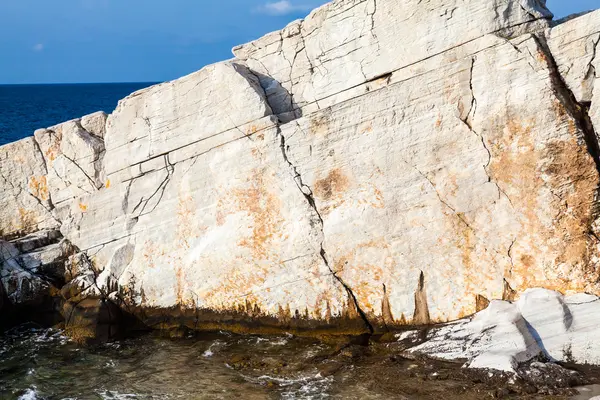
[32, 43, 44, 52]
[256, 1, 312, 16]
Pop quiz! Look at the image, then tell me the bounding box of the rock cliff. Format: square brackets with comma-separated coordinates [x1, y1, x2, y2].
[2, 0, 600, 370]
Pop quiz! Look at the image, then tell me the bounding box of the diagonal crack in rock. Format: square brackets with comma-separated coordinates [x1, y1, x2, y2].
[276, 123, 374, 335]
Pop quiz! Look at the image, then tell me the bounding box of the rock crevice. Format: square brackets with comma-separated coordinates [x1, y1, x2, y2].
[2, 0, 600, 366]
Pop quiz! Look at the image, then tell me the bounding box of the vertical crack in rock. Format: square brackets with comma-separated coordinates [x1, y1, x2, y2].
[460, 57, 514, 207]
[533, 34, 600, 175]
[244, 65, 372, 333]
[409, 163, 472, 229]
[277, 123, 374, 334]
[74, 119, 106, 189]
[585, 35, 600, 84]
[368, 0, 378, 45]
[29, 136, 59, 222]
[507, 238, 517, 277]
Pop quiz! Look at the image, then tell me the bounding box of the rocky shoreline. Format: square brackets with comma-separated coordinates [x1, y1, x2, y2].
[3, 0, 600, 382]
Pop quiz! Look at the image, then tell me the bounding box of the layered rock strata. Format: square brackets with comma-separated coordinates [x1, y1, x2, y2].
[1, 0, 600, 368]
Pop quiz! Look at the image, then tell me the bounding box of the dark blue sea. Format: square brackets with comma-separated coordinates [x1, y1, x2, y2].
[0, 83, 157, 146]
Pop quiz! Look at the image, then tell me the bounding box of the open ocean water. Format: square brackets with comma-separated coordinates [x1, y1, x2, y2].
[0, 83, 157, 146]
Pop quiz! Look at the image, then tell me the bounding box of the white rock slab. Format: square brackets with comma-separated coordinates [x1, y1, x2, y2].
[408, 289, 600, 371]
[233, 0, 552, 118]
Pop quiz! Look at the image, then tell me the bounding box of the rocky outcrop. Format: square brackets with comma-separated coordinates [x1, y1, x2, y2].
[404, 288, 600, 371]
[0, 230, 74, 327]
[2, 0, 600, 368]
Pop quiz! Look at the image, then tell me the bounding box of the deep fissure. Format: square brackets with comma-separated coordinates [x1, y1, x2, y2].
[534, 34, 600, 174]
[277, 124, 374, 335]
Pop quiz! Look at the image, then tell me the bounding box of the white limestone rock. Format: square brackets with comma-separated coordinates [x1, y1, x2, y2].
[1, 0, 600, 344]
[547, 10, 600, 104]
[81, 111, 108, 139]
[279, 32, 600, 323]
[103, 61, 273, 176]
[547, 10, 600, 151]
[34, 117, 106, 209]
[59, 62, 348, 320]
[0, 137, 56, 239]
[233, 0, 552, 119]
[407, 289, 600, 371]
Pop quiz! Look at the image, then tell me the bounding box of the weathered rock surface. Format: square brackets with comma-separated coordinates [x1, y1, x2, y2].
[405, 288, 600, 371]
[2, 0, 600, 369]
[0, 138, 56, 239]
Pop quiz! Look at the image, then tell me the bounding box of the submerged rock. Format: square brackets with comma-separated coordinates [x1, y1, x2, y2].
[1, 0, 600, 371]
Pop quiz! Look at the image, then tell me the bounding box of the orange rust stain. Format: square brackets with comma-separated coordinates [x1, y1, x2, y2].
[197, 169, 288, 311]
[369, 185, 385, 209]
[359, 122, 373, 134]
[42, 132, 62, 164]
[520, 254, 534, 268]
[28, 175, 49, 202]
[536, 48, 550, 65]
[314, 169, 350, 201]
[486, 108, 599, 295]
[78, 203, 88, 212]
[232, 170, 284, 260]
[475, 294, 490, 312]
[246, 125, 259, 135]
[170, 190, 206, 305]
[333, 239, 396, 316]
[105, 179, 111, 189]
[176, 193, 198, 251]
[175, 265, 185, 306]
[443, 207, 478, 315]
[142, 239, 158, 270]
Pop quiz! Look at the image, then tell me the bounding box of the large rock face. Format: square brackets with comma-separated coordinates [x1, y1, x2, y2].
[2, 0, 600, 358]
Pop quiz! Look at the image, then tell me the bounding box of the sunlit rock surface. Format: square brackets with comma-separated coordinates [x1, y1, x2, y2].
[1, 0, 600, 365]
[406, 288, 600, 371]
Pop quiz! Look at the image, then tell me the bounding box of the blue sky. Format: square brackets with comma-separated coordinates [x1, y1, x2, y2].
[0, 0, 596, 84]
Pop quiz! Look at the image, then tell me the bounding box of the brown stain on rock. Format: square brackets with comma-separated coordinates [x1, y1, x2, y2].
[309, 111, 331, 136]
[42, 129, 62, 164]
[17, 208, 37, 233]
[333, 240, 395, 318]
[123, 303, 370, 343]
[412, 271, 430, 325]
[475, 294, 490, 312]
[544, 137, 597, 269]
[502, 279, 517, 302]
[171, 190, 205, 305]
[198, 169, 287, 310]
[381, 284, 394, 327]
[314, 169, 350, 201]
[486, 106, 599, 295]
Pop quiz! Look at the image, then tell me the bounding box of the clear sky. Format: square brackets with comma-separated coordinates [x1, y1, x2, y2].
[0, 0, 597, 84]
